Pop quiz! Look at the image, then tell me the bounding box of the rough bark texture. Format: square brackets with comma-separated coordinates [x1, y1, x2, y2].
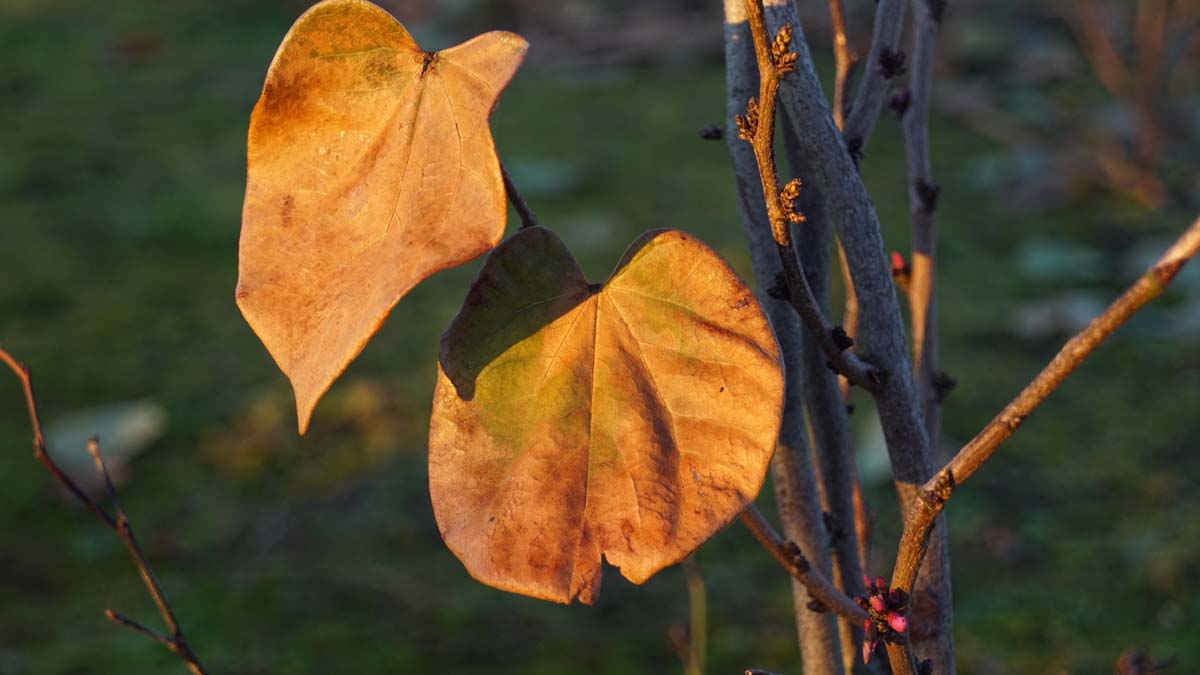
[724, 5, 845, 672]
[760, 2, 954, 671]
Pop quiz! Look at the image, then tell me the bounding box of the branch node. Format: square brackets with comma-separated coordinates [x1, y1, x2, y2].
[846, 137, 864, 165]
[915, 179, 941, 215]
[929, 0, 947, 25]
[806, 599, 830, 613]
[783, 541, 811, 573]
[698, 124, 724, 141]
[766, 271, 791, 301]
[932, 369, 957, 404]
[878, 48, 907, 79]
[831, 325, 855, 351]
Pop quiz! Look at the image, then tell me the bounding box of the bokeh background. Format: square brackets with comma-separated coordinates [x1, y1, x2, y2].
[2, 0, 1198, 673]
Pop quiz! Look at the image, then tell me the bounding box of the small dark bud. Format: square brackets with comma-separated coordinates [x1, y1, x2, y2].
[846, 403, 856, 416]
[831, 325, 855, 351]
[698, 124, 724, 140]
[767, 272, 790, 301]
[806, 599, 830, 613]
[889, 89, 911, 119]
[933, 369, 957, 404]
[846, 137, 864, 165]
[855, 596, 870, 610]
[916, 179, 941, 215]
[879, 48, 907, 79]
[929, 0, 947, 24]
[918, 659, 934, 675]
[888, 588, 903, 609]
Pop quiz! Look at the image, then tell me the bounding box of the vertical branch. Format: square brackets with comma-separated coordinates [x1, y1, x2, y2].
[682, 556, 708, 675]
[755, 2, 955, 670]
[827, 0, 857, 129]
[842, 0, 908, 158]
[724, 2, 846, 671]
[897, 1, 954, 671]
[780, 118, 869, 673]
[0, 348, 208, 675]
[902, 1, 942, 453]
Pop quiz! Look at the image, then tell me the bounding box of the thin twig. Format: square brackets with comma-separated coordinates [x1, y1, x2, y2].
[500, 161, 540, 230]
[843, 0, 908, 159]
[738, 1, 881, 394]
[902, 0, 942, 455]
[681, 556, 707, 675]
[827, 0, 857, 130]
[0, 348, 209, 675]
[741, 506, 870, 624]
[780, 115, 869, 673]
[724, 5, 849, 670]
[895, 1, 955, 668]
[886, 215, 1200, 675]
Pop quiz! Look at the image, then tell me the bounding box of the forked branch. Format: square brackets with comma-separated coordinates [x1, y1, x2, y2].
[885, 215, 1200, 674]
[740, 505, 869, 624]
[0, 347, 209, 675]
[737, 0, 881, 394]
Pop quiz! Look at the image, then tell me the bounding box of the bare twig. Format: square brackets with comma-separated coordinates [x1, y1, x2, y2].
[737, 2, 881, 394]
[500, 161, 540, 230]
[895, 1, 956, 668]
[681, 556, 707, 675]
[1066, 0, 1130, 98]
[887, 216, 1200, 675]
[843, 0, 908, 159]
[741, 506, 870, 625]
[749, 4, 952, 669]
[827, 0, 858, 130]
[724, 4, 847, 670]
[903, 0, 942, 456]
[0, 347, 209, 675]
[780, 117, 869, 673]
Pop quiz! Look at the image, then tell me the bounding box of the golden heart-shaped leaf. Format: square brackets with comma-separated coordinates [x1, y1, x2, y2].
[430, 227, 784, 604]
[236, 0, 528, 433]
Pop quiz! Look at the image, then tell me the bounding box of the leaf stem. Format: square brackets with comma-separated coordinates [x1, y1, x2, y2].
[500, 161, 540, 230]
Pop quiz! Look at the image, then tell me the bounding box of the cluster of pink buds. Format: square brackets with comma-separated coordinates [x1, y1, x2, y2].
[855, 576, 908, 664]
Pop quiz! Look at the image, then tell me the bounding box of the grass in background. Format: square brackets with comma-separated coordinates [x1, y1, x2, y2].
[1, 1, 1197, 673]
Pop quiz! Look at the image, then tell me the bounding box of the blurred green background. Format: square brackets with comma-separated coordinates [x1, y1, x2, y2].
[1, 0, 1198, 673]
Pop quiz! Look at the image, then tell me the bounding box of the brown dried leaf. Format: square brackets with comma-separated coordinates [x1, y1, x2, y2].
[429, 227, 784, 604]
[236, 0, 527, 433]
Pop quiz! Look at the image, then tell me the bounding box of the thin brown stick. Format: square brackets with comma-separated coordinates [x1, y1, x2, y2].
[0, 347, 209, 675]
[741, 505, 870, 624]
[738, 1, 881, 394]
[827, 0, 857, 130]
[500, 161, 540, 230]
[1066, 0, 1130, 99]
[886, 216, 1200, 675]
[724, 6, 848, 670]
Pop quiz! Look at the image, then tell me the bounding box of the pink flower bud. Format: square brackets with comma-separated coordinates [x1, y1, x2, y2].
[887, 611, 908, 633]
[875, 577, 889, 593]
[869, 595, 887, 613]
